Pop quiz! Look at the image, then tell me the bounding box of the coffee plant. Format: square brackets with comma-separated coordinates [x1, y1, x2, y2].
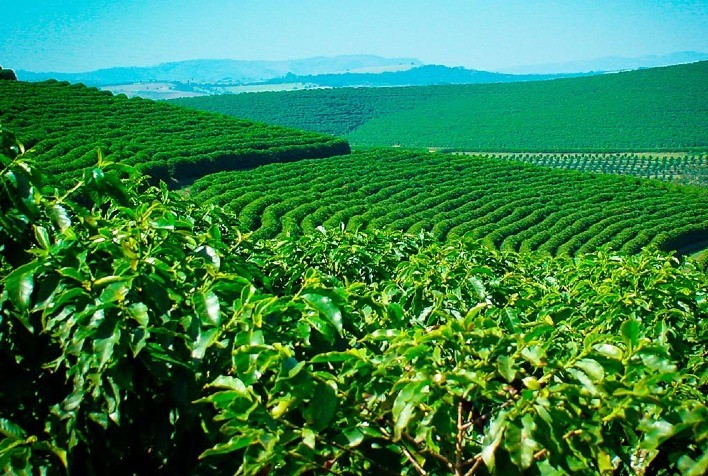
[1, 128, 706, 474]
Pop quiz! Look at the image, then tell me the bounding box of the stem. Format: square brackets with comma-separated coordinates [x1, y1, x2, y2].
[400, 443, 428, 476]
[280, 419, 399, 476]
[456, 400, 464, 476]
[402, 433, 454, 471]
[378, 426, 427, 475]
[463, 456, 484, 476]
[534, 449, 548, 460]
[289, 451, 343, 475]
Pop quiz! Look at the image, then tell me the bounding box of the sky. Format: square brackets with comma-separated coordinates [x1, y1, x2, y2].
[1, 0, 707, 73]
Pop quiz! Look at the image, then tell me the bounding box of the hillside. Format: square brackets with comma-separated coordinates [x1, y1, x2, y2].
[174, 61, 708, 151]
[1, 131, 706, 474]
[0, 80, 349, 184]
[191, 149, 708, 256]
[172, 86, 444, 136]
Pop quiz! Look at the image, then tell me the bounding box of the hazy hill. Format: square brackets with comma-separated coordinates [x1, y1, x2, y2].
[505, 50, 708, 74]
[16, 55, 422, 86]
[174, 61, 708, 151]
[259, 64, 591, 88]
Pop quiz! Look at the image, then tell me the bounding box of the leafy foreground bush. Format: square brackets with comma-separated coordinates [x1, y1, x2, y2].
[1, 129, 706, 475]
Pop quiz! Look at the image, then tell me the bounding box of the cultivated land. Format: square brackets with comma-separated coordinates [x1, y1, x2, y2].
[0, 80, 349, 185]
[1, 62, 707, 475]
[173, 61, 708, 152]
[191, 149, 708, 256]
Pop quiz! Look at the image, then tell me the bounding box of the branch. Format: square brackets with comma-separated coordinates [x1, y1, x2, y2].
[456, 400, 464, 476]
[402, 432, 454, 472]
[400, 443, 428, 476]
[279, 420, 399, 476]
[463, 456, 484, 476]
[289, 451, 343, 476]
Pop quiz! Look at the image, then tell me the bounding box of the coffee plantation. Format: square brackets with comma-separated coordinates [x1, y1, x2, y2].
[1, 129, 706, 475]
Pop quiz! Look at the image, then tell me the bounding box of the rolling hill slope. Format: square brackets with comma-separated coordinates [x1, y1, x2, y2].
[191, 149, 708, 256]
[173, 61, 708, 151]
[171, 86, 435, 136]
[0, 80, 349, 184]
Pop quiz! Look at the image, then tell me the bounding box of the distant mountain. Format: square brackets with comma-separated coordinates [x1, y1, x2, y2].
[16, 55, 422, 86]
[260, 65, 591, 88]
[505, 51, 708, 74]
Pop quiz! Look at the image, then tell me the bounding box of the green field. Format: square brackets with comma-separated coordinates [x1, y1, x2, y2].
[173, 61, 708, 152]
[191, 149, 708, 256]
[0, 80, 349, 184]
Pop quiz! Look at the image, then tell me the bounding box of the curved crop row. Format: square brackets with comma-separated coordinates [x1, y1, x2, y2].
[0, 79, 350, 185]
[192, 149, 708, 256]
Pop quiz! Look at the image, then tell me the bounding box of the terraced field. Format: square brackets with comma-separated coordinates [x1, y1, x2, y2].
[192, 149, 708, 255]
[0, 80, 349, 185]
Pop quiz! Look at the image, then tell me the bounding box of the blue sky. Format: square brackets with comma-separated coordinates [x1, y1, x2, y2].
[2, 0, 707, 72]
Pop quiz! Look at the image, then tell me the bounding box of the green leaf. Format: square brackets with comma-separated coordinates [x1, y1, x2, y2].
[678, 448, 708, 476]
[594, 344, 623, 360]
[302, 291, 343, 336]
[58, 266, 85, 283]
[640, 419, 676, 451]
[306, 381, 338, 430]
[51, 203, 71, 231]
[33, 224, 50, 250]
[575, 359, 605, 381]
[194, 245, 221, 270]
[92, 275, 126, 290]
[302, 428, 316, 449]
[504, 420, 538, 469]
[194, 290, 221, 327]
[621, 319, 641, 347]
[94, 322, 121, 369]
[206, 375, 248, 392]
[464, 302, 487, 329]
[127, 302, 149, 327]
[368, 328, 401, 340]
[200, 434, 257, 458]
[342, 427, 364, 448]
[192, 328, 219, 360]
[32, 440, 68, 469]
[521, 345, 545, 367]
[3, 261, 38, 316]
[469, 276, 487, 299]
[639, 346, 677, 373]
[482, 410, 508, 470]
[392, 379, 428, 440]
[99, 282, 129, 303]
[497, 355, 517, 383]
[0, 418, 26, 440]
[310, 351, 359, 364]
